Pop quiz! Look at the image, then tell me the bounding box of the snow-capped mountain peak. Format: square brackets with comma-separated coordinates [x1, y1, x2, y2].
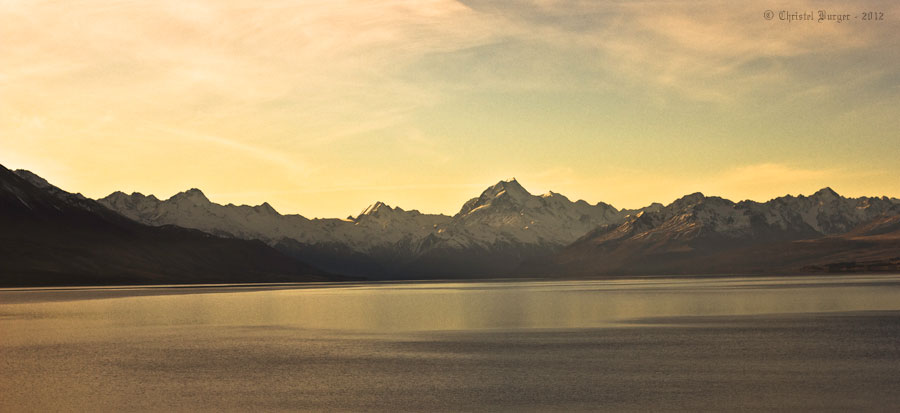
[670, 192, 706, 208]
[433, 179, 627, 251]
[485, 178, 531, 200]
[457, 178, 539, 216]
[540, 191, 564, 199]
[811, 187, 840, 202]
[169, 188, 210, 206]
[359, 201, 394, 217]
[254, 201, 279, 215]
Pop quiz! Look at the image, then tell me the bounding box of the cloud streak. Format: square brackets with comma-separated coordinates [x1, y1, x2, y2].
[144, 123, 307, 175]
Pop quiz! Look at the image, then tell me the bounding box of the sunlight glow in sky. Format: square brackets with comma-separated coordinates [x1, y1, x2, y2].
[2, 0, 898, 217]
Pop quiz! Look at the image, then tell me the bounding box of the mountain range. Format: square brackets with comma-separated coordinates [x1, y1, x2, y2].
[99, 178, 659, 278]
[537, 189, 900, 276]
[3, 163, 899, 286]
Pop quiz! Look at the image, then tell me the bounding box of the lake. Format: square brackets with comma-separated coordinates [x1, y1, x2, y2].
[2, 275, 900, 411]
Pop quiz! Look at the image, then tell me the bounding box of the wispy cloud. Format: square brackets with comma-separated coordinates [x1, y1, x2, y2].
[144, 123, 308, 174]
[4, 0, 895, 131]
[452, 0, 900, 104]
[0, 0, 502, 142]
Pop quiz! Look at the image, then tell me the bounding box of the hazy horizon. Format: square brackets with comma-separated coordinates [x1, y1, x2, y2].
[3, 0, 898, 218]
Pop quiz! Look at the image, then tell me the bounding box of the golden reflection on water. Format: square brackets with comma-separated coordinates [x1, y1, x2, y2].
[2, 275, 900, 342]
[3, 276, 900, 411]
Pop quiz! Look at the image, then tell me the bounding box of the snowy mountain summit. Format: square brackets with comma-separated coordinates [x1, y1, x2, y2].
[435, 178, 625, 248]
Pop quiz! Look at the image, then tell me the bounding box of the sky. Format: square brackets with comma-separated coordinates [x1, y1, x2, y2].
[2, 0, 899, 218]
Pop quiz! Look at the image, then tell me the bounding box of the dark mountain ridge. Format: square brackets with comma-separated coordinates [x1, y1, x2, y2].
[0, 165, 335, 286]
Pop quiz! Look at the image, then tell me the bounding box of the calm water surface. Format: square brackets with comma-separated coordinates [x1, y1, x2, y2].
[2, 275, 900, 411]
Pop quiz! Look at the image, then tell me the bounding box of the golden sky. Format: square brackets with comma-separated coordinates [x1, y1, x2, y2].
[2, 0, 899, 218]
